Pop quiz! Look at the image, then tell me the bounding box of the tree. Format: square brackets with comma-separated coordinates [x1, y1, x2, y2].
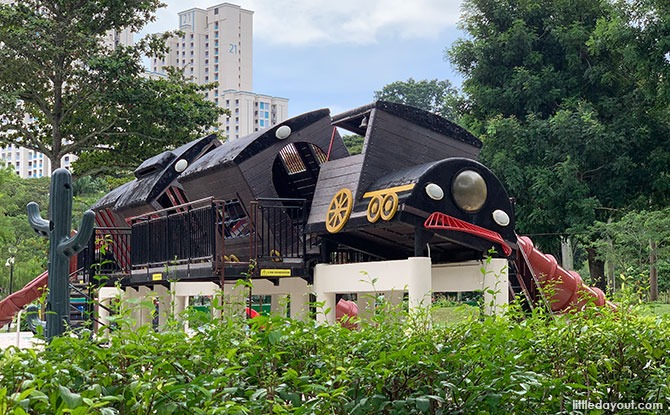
[0, 0, 225, 176]
[373, 78, 461, 120]
[342, 134, 364, 155]
[0, 165, 50, 292]
[448, 0, 670, 289]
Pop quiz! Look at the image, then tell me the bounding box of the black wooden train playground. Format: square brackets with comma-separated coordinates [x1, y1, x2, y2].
[0, 101, 612, 331]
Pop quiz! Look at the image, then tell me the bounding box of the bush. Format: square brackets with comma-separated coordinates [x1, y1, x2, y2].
[0, 295, 668, 414]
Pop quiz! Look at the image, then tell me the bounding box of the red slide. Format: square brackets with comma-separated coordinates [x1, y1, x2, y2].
[517, 236, 615, 312]
[0, 271, 48, 327]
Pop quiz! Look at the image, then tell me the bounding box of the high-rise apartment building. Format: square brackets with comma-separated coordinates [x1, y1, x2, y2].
[151, 2, 288, 139]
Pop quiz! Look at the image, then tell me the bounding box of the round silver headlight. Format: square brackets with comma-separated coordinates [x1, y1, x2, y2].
[492, 209, 510, 226]
[174, 159, 188, 173]
[275, 125, 291, 139]
[425, 183, 444, 200]
[452, 170, 487, 212]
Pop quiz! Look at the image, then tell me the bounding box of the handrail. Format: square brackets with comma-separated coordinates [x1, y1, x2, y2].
[68, 282, 114, 315]
[127, 196, 215, 223]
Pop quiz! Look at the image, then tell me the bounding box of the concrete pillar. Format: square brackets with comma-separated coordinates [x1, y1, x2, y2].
[270, 294, 288, 317]
[153, 284, 171, 327]
[318, 292, 337, 324]
[97, 286, 122, 331]
[170, 282, 187, 318]
[221, 283, 247, 319]
[289, 290, 309, 321]
[137, 285, 152, 326]
[357, 293, 376, 321]
[481, 258, 509, 315]
[407, 257, 432, 312]
[387, 290, 404, 308]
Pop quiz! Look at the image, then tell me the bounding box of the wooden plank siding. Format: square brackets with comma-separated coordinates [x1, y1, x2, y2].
[241, 116, 345, 200]
[355, 109, 480, 197]
[306, 154, 365, 227]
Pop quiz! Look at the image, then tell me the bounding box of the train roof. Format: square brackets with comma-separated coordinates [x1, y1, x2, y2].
[332, 100, 482, 149]
[93, 134, 220, 212]
[180, 108, 332, 182]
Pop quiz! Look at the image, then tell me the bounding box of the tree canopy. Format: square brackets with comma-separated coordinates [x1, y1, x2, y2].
[0, 0, 226, 176]
[447, 0, 670, 289]
[373, 78, 460, 120]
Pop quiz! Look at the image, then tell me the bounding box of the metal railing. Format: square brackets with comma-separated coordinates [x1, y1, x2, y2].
[250, 198, 307, 262]
[131, 201, 219, 268]
[79, 227, 132, 281]
[78, 197, 310, 280]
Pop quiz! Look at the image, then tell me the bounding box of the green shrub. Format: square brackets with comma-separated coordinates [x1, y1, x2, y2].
[0, 293, 668, 414]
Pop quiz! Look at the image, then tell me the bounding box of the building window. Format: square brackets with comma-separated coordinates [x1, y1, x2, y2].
[214, 8, 218, 14]
[214, 22, 218, 29]
[215, 31, 219, 39]
[214, 48, 218, 55]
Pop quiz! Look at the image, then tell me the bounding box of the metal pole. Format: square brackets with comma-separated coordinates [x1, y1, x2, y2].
[8, 262, 13, 296]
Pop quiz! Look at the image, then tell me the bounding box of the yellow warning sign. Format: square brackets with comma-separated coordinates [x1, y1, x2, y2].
[152, 273, 163, 281]
[260, 269, 291, 277]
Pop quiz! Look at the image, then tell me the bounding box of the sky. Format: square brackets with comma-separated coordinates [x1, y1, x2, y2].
[140, 0, 466, 117]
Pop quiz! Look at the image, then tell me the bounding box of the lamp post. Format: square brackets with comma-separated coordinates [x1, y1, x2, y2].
[5, 246, 16, 296]
[5, 246, 16, 331]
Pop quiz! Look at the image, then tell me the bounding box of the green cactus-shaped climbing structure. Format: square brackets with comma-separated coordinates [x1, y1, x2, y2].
[27, 168, 95, 339]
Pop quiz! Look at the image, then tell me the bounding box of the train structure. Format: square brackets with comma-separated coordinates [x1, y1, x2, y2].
[0, 101, 611, 330]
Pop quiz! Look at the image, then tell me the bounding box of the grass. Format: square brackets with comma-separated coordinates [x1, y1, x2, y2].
[640, 302, 670, 317]
[431, 303, 480, 325]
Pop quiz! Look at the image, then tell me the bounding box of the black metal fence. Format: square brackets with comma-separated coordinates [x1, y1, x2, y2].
[78, 227, 132, 282]
[78, 198, 310, 279]
[250, 198, 307, 262]
[131, 203, 219, 268]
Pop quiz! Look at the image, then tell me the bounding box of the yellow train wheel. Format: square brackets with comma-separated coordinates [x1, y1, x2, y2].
[326, 188, 353, 233]
[380, 192, 399, 221]
[366, 195, 382, 223]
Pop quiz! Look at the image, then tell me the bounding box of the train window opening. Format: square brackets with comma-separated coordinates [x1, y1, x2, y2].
[222, 199, 250, 239]
[279, 143, 307, 175]
[273, 142, 328, 203]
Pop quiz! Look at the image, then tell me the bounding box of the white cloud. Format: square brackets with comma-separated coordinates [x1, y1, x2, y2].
[151, 0, 462, 46]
